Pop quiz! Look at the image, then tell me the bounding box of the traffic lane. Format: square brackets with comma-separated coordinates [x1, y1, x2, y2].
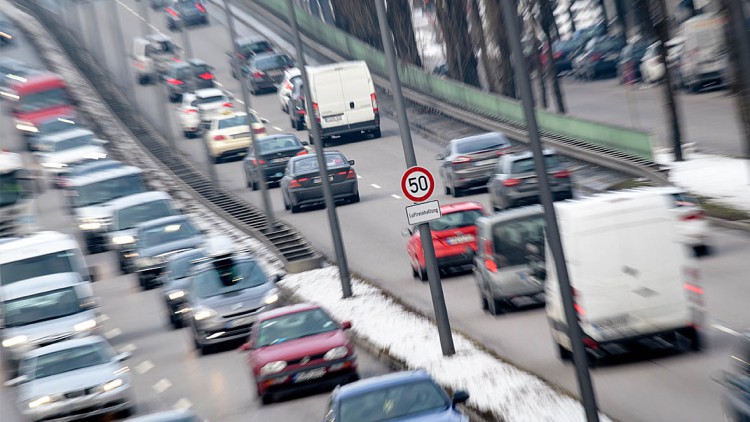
[559, 76, 743, 156]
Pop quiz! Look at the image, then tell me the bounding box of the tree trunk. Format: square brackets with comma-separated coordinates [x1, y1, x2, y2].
[468, 0, 499, 92]
[632, 0, 651, 33]
[435, 0, 481, 87]
[387, 0, 423, 67]
[330, 0, 382, 49]
[718, 0, 750, 159]
[597, 0, 609, 34]
[540, 0, 566, 113]
[483, 0, 516, 98]
[532, 23, 548, 109]
[613, 0, 629, 35]
[567, 0, 576, 33]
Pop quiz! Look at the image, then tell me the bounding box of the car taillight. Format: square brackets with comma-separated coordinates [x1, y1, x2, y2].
[451, 156, 472, 164]
[183, 108, 198, 114]
[554, 51, 563, 59]
[295, 150, 308, 156]
[572, 287, 585, 316]
[166, 7, 178, 17]
[346, 169, 356, 179]
[371, 93, 378, 113]
[214, 135, 226, 141]
[198, 72, 214, 80]
[166, 78, 184, 85]
[484, 257, 498, 273]
[290, 178, 307, 188]
[223, 102, 233, 108]
[590, 53, 603, 61]
[251, 158, 266, 165]
[312, 102, 320, 121]
[284, 81, 292, 90]
[681, 211, 705, 221]
[553, 169, 570, 178]
[195, 3, 206, 13]
[583, 337, 599, 349]
[252, 127, 266, 134]
[503, 178, 521, 187]
[252, 71, 265, 78]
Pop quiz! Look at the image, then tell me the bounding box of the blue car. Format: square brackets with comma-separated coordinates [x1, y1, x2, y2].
[323, 370, 470, 422]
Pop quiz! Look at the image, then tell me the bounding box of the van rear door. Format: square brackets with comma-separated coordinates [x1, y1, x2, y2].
[340, 64, 375, 126]
[311, 69, 348, 129]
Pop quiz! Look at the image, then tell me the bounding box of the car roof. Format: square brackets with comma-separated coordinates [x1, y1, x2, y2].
[504, 148, 556, 160]
[26, 335, 109, 358]
[194, 88, 224, 98]
[135, 214, 193, 231]
[66, 165, 143, 187]
[2, 272, 84, 301]
[38, 128, 95, 143]
[439, 201, 485, 213]
[478, 204, 543, 227]
[334, 370, 434, 399]
[235, 35, 269, 44]
[0, 231, 77, 264]
[451, 132, 509, 145]
[257, 303, 322, 321]
[108, 191, 173, 211]
[187, 58, 207, 66]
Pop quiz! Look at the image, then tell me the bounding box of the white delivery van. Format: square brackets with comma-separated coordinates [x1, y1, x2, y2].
[679, 13, 729, 92]
[546, 189, 704, 362]
[304, 61, 380, 144]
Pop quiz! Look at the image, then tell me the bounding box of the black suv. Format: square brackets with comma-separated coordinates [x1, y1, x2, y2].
[228, 36, 274, 79]
[162, 59, 216, 102]
[165, 0, 209, 31]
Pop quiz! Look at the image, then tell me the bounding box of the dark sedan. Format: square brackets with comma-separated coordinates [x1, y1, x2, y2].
[243, 134, 308, 189]
[548, 39, 580, 74]
[436, 132, 512, 198]
[244, 52, 294, 94]
[26, 115, 79, 151]
[617, 38, 653, 84]
[280, 151, 359, 213]
[165, 0, 209, 30]
[573, 36, 626, 80]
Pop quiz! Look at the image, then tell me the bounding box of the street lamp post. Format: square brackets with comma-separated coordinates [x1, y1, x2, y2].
[499, 0, 600, 420]
[284, 0, 353, 298]
[373, 0, 454, 355]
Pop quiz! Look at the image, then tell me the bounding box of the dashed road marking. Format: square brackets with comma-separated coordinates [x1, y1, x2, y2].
[391, 194, 402, 199]
[370, 184, 382, 189]
[237, 99, 245, 105]
[712, 323, 741, 336]
[98, 314, 110, 323]
[118, 343, 137, 354]
[273, 126, 283, 132]
[214, 81, 223, 87]
[152, 378, 173, 394]
[135, 360, 155, 375]
[173, 398, 193, 410]
[357, 175, 363, 179]
[104, 328, 122, 339]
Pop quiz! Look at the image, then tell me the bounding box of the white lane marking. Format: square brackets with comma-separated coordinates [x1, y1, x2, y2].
[391, 194, 402, 199]
[116, 0, 162, 35]
[273, 126, 283, 132]
[237, 99, 245, 105]
[135, 360, 155, 375]
[97, 314, 110, 323]
[104, 328, 122, 339]
[118, 343, 137, 354]
[357, 175, 363, 179]
[214, 81, 223, 87]
[173, 398, 193, 410]
[370, 184, 382, 189]
[712, 323, 742, 336]
[152, 378, 173, 394]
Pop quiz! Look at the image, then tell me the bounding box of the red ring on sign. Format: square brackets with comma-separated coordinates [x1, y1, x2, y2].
[400, 166, 435, 203]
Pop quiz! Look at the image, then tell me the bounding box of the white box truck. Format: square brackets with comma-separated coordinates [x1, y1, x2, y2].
[545, 189, 704, 362]
[304, 61, 380, 144]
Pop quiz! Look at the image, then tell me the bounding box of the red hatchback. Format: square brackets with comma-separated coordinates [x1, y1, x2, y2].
[240, 304, 359, 404]
[404, 201, 487, 281]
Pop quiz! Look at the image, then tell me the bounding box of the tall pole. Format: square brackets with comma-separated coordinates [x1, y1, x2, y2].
[724, 0, 750, 163]
[374, 0, 454, 356]
[499, 0, 599, 420]
[107, 0, 136, 97]
[224, 0, 276, 232]
[285, 0, 352, 298]
[138, 0, 150, 36]
[85, 1, 107, 69]
[179, 22, 194, 59]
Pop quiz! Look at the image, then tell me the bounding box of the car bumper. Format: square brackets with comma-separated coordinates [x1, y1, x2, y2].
[260, 163, 288, 183]
[180, 15, 208, 26]
[257, 355, 358, 395]
[319, 118, 379, 137]
[488, 279, 545, 303]
[136, 265, 166, 287]
[289, 181, 358, 207]
[452, 167, 495, 189]
[209, 138, 251, 158]
[593, 61, 618, 74]
[434, 248, 475, 269]
[20, 385, 133, 422]
[193, 318, 259, 346]
[252, 78, 280, 90]
[81, 230, 110, 250]
[505, 185, 571, 204]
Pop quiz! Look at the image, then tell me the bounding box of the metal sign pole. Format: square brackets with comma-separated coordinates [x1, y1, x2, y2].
[223, 0, 276, 232]
[285, 0, 352, 298]
[179, 22, 194, 59]
[499, 0, 599, 420]
[373, 0, 454, 356]
[137, 0, 150, 36]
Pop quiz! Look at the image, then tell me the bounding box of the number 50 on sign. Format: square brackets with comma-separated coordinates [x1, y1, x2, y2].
[400, 166, 435, 203]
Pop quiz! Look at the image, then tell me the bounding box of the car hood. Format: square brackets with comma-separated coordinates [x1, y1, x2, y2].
[2, 311, 96, 346]
[139, 235, 205, 258]
[197, 284, 273, 316]
[252, 329, 349, 364]
[38, 146, 106, 165]
[74, 204, 114, 221]
[18, 363, 123, 402]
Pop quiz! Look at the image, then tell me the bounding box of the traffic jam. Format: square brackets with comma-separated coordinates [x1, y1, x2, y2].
[1, 0, 748, 421]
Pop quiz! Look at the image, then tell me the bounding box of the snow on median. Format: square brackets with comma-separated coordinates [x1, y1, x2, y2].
[280, 267, 611, 422]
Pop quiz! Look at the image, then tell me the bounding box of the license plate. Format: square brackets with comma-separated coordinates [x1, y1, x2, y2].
[312, 175, 334, 184]
[272, 157, 289, 163]
[324, 115, 343, 123]
[446, 234, 474, 245]
[226, 316, 253, 328]
[294, 368, 326, 383]
[475, 159, 496, 166]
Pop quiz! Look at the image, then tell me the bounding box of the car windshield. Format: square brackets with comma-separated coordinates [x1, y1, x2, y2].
[255, 308, 338, 347]
[115, 200, 176, 230]
[238, 41, 271, 57]
[0, 250, 76, 286]
[27, 342, 113, 380]
[191, 64, 211, 74]
[259, 136, 301, 153]
[72, 173, 146, 207]
[68, 161, 122, 178]
[0, 170, 25, 207]
[166, 253, 204, 280]
[255, 55, 292, 70]
[491, 213, 546, 267]
[192, 259, 268, 299]
[139, 220, 199, 248]
[455, 135, 509, 154]
[38, 118, 77, 134]
[509, 154, 560, 174]
[217, 114, 258, 129]
[42, 134, 93, 152]
[197, 95, 225, 105]
[19, 88, 70, 113]
[146, 40, 175, 55]
[338, 379, 450, 421]
[428, 209, 484, 231]
[293, 153, 347, 173]
[174, 67, 191, 80]
[3, 287, 82, 328]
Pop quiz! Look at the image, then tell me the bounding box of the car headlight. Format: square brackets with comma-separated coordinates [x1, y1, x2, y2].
[168, 290, 185, 301]
[97, 378, 124, 393]
[15, 121, 37, 133]
[28, 394, 61, 409]
[2, 335, 27, 348]
[112, 235, 135, 245]
[41, 162, 66, 169]
[193, 307, 217, 321]
[323, 346, 348, 361]
[79, 217, 111, 231]
[262, 288, 279, 306]
[74, 319, 97, 332]
[83, 151, 107, 160]
[260, 360, 287, 376]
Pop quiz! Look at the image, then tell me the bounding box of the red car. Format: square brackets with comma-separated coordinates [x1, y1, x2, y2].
[240, 303, 358, 404]
[403, 201, 487, 281]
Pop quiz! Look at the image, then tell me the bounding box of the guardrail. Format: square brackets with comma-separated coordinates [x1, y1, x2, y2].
[250, 0, 655, 162]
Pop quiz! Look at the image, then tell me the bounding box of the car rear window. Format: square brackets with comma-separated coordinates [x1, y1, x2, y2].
[429, 209, 484, 231]
[197, 95, 225, 105]
[490, 213, 545, 267]
[217, 113, 258, 129]
[0, 250, 76, 286]
[191, 64, 211, 74]
[455, 135, 510, 154]
[259, 136, 302, 153]
[255, 55, 293, 70]
[510, 155, 560, 174]
[669, 192, 700, 208]
[293, 153, 347, 173]
[239, 41, 271, 57]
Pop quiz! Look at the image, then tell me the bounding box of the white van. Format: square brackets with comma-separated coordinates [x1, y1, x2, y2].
[545, 189, 704, 362]
[304, 61, 380, 144]
[679, 13, 729, 92]
[0, 231, 94, 292]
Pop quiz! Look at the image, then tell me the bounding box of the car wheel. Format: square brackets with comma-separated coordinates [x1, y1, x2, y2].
[487, 297, 504, 315]
[117, 406, 136, 419]
[260, 392, 273, 405]
[489, 197, 498, 211]
[250, 82, 257, 95]
[251, 178, 259, 191]
[349, 192, 360, 204]
[480, 293, 489, 311]
[294, 117, 303, 131]
[213, 155, 222, 164]
[137, 75, 147, 85]
[372, 128, 382, 139]
[193, 334, 209, 355]
[290, 201, 301, 214]
[417, 265, 428, 282]
[283, 194, 290, 210]
[348, 372, 360, 383]
[688, 81, 700, 94]
[411, 262, 418, 278]
[203, 16, 210, 25]
[687, 326, 703, 352]
[557, 343, 573, 361]
[452, 179, 462, 198]
[231, 68, 237, 79]
[137, 274, 147, 290]
[693, 244, 711, 257]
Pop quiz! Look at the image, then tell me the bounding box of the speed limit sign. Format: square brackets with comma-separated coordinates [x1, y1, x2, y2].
[401, 166, 435, 203]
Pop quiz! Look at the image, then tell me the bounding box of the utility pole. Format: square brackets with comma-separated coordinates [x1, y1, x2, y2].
[285, 0, 353, 298]
[179, 21, 194, 59]
[223, 0, 276, 232]
[499, 0, 600, 420]
[137, 0, 150, 36]
[374, 0, 455, 356]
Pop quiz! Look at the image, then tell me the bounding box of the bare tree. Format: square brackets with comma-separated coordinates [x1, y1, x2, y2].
[468, 0, 500, 92]
[483, 0, 516, 97]
[567, 0, 577, 33]
[540, 0, 566, 113]
[330, 0, 382, 49]
[387, 0, 423, 67]
[612, 0, 628, 34]
[596, 0, 609, 33]
[435, 0, 481, 87]
[718, 0, 750, 159]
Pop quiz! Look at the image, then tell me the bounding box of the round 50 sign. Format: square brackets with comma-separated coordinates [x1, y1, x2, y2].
[401, 166, 435, 203]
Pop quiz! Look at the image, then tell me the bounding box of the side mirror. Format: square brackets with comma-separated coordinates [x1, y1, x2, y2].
[273, 274, 283, 283]
[452, 390, 470, 406]
[260, 118, 270, 124]
[4, 375, 28, 387]
[401, 228, 412, 237]
[348, 160, 355, 165]
[341, 321, 352, 330]
[115, 351, 132, 362]
[435, 154, 445, 160]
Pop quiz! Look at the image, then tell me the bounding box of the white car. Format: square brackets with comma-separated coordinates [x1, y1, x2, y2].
[177, 89, 234, 138]
[32, 128, 108, 178]
[203, 111, 267, 163]
[640, 42, 664, 84]
[177, 93, 201, 138]
[277, 67, 301, 112]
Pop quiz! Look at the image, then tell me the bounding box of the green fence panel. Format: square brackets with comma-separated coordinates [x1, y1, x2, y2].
[253, 0, 654, 161]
